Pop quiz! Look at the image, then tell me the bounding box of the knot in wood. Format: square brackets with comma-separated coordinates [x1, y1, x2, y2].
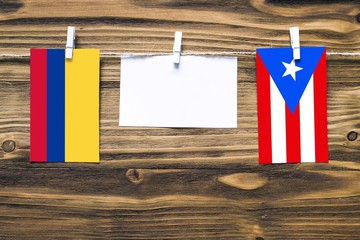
[347, 131, 358, 141]
[255, 237, 265, 240]
[125, 169, 144, 184]
[2, 140, 16, 153]
[356, 13, 360, 23]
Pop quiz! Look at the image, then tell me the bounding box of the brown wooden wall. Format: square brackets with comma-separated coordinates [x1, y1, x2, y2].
[0, 0, 359, 239]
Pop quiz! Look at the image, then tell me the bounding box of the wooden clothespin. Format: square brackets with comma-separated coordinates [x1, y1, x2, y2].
[290, 27, 300, 60]
[173, 31, 182, 64]
[66, 26, 76, 59]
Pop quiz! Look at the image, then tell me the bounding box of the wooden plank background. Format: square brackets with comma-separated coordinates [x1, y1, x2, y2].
[0, 0, 359, 239]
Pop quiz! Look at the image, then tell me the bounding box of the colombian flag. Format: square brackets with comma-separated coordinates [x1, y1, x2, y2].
[30, 49, 100, 163]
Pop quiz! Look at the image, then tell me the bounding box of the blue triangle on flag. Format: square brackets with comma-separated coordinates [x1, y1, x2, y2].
[257, 46, 325, 113]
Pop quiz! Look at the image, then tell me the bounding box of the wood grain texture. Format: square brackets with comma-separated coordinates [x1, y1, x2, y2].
[0, 0, 359, 239]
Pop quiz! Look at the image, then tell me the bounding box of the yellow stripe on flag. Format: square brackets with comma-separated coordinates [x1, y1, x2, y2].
[65, 49, 100, 162]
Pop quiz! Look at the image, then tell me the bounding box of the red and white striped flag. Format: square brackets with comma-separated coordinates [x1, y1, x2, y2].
[256, 47, 328, 164]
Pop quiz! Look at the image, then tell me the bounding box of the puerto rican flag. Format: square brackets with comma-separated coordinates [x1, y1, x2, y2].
[256, 47, 328, 164]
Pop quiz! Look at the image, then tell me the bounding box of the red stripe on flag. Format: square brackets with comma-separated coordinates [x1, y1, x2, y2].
[256, 53, 272, 164]
[285, 104, 301, 163]
[314, 50, 328, 163]
[30, 49, 47, 162]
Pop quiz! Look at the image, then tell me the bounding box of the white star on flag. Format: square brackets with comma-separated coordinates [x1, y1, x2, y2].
[282, 59, 303, 81]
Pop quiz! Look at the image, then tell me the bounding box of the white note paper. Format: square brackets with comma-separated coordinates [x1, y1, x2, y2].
[119, 55, 237, 128]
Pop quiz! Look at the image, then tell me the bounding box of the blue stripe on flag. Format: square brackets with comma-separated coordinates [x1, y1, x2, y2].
[47, 49, 65, 162]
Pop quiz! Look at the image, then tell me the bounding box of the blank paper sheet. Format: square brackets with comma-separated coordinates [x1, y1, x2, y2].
[119, 55, 237, 128]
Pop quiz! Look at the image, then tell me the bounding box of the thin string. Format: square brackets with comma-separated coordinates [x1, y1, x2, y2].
[104, 51, 258, 57]
[0, 51, 359, 58]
